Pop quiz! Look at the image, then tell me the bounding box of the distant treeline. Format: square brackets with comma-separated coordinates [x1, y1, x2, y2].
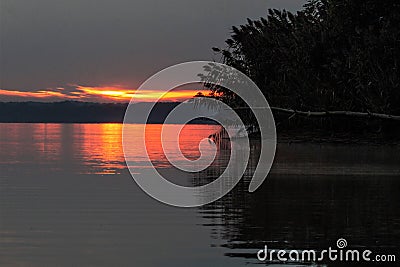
[0, 101, 213, 124]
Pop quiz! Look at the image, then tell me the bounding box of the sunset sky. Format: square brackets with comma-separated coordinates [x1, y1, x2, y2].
[0, 0, 305, 102]
[0, 85, 209, 102]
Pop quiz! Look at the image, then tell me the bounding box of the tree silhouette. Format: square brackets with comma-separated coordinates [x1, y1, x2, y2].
[209, 0, 400, 125]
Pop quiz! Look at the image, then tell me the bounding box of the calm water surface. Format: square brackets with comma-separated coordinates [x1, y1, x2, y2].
[1, 123, 399, 266]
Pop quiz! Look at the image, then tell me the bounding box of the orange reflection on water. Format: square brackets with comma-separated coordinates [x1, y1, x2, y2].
[78, 123, 221, 174]
[121, 124, 222, 170]
[0, 123, 221, 175]
[32, 124, 63, 161]
[79, 124, 125, 174]
[0, 123, 64, 167]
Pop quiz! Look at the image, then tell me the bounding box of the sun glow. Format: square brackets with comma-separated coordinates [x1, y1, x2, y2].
[76, 85, 207, 102]
[75, 86, 135, 100]
[0, 85, 209, 102]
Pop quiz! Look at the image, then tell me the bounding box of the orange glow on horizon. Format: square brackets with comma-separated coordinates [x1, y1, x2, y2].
[0, 86, 209, 102]
[76, 85, 208, 102]
[0, 89, 74, 99]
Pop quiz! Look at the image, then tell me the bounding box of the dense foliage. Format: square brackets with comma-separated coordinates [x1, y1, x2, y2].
[211, 0, 400, 116]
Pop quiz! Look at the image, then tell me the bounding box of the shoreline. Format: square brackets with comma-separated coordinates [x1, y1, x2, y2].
[1, 121, 399, 146]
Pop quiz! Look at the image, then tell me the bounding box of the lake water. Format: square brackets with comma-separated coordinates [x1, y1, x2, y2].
[1, 123, 399, 266]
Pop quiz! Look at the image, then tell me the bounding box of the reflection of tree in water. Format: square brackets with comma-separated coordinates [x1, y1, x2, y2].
[193, 142, 400, 263]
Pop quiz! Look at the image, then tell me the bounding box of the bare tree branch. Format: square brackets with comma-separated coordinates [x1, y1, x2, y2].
[231, 107, 400, 121]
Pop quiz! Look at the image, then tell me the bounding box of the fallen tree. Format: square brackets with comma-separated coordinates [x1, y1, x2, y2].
[231, 107, 400, 122]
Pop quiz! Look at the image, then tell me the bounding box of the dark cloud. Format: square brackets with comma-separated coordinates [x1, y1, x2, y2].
[1, 0, 306, 96]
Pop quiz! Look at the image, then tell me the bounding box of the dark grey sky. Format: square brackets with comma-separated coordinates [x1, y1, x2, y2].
[0, 0, 306, 99]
